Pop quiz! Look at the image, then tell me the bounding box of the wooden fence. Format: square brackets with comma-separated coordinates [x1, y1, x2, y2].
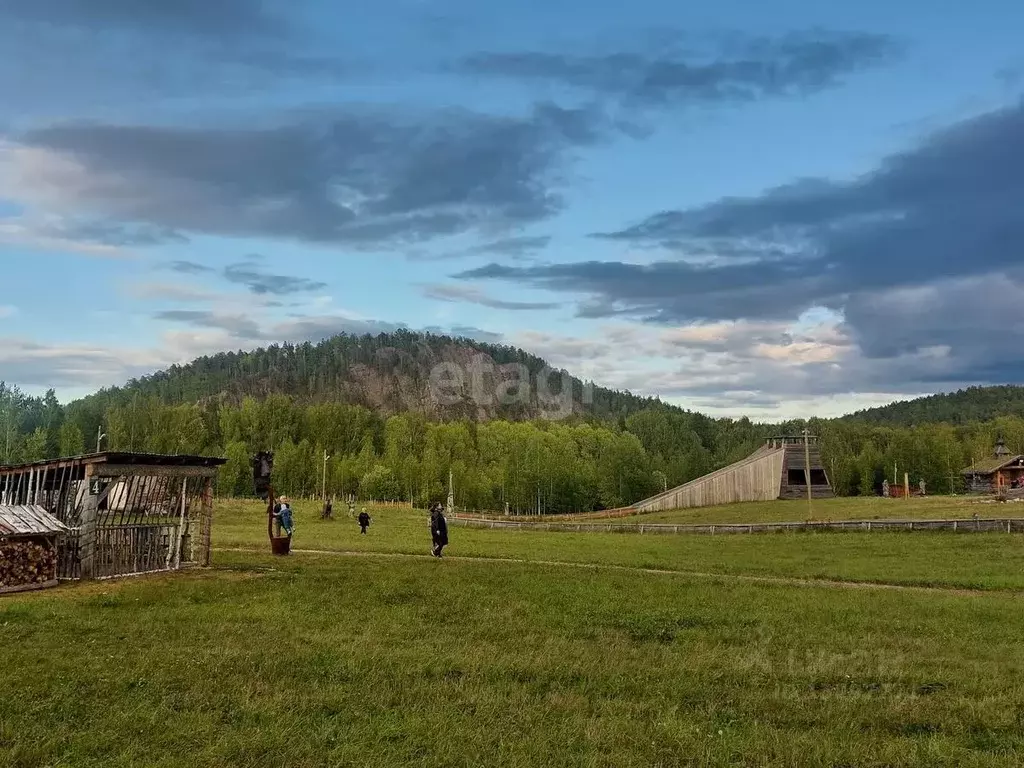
[448, 506, 638, 522]
[448, 517, 1024, 535]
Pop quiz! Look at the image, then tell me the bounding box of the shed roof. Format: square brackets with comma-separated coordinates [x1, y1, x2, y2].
[0, 451, 226, 475]
[0, 505, 69, 537]
[961, 455, 1024, 475]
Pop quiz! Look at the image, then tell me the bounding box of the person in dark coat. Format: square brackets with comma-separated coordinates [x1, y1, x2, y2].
[429, 502, 448, 557]
[358, 509, 371, 535]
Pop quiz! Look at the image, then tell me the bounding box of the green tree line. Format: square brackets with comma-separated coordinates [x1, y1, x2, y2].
[5, 381, 1024, 510]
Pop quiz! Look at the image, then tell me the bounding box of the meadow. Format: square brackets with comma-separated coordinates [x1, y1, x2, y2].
[216, 498, 1024, 591]
[2, 497, 1024, 767]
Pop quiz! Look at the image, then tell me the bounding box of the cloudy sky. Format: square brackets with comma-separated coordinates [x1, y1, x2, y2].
[1, 0, 1022, 419]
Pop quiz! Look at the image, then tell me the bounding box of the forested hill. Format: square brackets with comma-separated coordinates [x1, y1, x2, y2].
[5, 333, 1024, 510]
[72, 330, 677, 422]
[845, 386, 1024, 426]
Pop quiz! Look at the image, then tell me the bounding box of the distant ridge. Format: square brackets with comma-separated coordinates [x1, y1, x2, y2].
[844, 385, 1024, 426]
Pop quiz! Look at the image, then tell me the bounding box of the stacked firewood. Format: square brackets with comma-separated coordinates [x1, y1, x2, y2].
[0, 538, 57, 588]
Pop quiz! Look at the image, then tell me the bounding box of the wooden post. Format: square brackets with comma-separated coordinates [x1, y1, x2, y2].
[79, 465, 99, 579]
[171, 478, 187, 570]
[904, 472, 910, 500]
[200, 477, 213, 566]
[321, 450, 329, 504]
[803, 429, 813, 520]
[267, 485, 276, 543]
[37, 466, 47, 506]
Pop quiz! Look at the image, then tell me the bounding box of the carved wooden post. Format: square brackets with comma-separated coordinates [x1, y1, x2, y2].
[79, 465, 99, 579]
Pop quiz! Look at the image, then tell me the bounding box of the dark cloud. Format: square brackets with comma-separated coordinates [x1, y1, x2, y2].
[477, 235, 552, 258]
[151, 307, 505, 349]
[167, 260, 215, 275]
[422, 283, 561, 311]
[34, 219, 186, 247]
[460, 100, 1024, 383]
[13, 103, 600, 246]
[153, 310, 264, 339]
[409, 235, 552, 262]
[459, 30, 899, 108]
[0, 0, 346, 115]
[223, 258, 327, 295]
[1, 0, 285, 40]
[458, 259, 832, 322]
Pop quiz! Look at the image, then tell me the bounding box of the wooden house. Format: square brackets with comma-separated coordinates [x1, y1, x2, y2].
[0, 505, 68, 595]
[0, 452, 225, 580]
[634, 435, 833, 513]
[962, 439, 1024, 494]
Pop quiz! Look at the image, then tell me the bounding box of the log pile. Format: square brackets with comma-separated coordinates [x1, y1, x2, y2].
[0, 537, 58, 589]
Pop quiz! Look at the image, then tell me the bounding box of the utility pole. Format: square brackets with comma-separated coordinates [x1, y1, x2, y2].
[96, 426, 106, 453]
[447, 468, 455, 514]
[3, 389, 11, 464]
[803, 427, 813, 520]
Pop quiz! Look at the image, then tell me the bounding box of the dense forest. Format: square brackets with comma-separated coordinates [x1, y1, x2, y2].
[845, 386, 1024, 426]
[2, 331, 1023, 512]
[68, 330, 668, 422]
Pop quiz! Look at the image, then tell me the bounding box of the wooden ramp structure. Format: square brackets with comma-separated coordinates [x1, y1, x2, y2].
[634, 435, 833, 513]
[0, 452, 225, 580]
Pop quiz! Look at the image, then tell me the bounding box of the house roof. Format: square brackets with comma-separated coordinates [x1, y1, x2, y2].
[0, 505, 69, 537]
[961, 455, 1024, 475]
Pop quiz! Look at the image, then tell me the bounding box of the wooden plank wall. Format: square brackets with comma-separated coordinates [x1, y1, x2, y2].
[634, 447, 785, 512]
[779, 444, 835, 500]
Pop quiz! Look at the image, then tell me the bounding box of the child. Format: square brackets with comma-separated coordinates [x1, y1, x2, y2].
[276, 496, 295, 537]
[358, 509, 371, 535]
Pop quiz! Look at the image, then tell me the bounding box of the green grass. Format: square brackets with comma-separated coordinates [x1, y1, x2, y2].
[4, 549, 1024, 766]
[213, 499, 1024, 591]
[4, 497, 1024, 766]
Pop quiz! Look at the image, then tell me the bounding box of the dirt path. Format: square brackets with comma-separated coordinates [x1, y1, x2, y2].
[213, 546, 1013, 598]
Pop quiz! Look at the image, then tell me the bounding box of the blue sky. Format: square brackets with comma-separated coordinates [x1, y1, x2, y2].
[1, 0, 1023, 418]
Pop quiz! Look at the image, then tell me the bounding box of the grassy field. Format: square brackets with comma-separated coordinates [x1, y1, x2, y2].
[4, 497, 1024, 766]
[214, 499, 1024, 591]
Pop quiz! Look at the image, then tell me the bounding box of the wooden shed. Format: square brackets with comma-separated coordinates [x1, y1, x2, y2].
[0, 505, 68, 595]
[0, 452, 226, 580]
[634, 435, 833, 513]
[962, 439, 1024, 495]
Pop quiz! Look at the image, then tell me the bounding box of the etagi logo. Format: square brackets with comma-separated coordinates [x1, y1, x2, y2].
[427, 354, 593, 420]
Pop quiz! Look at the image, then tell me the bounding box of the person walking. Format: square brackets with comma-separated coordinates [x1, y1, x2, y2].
[358, 509, 371, 535]
[429, 502, 448, 558]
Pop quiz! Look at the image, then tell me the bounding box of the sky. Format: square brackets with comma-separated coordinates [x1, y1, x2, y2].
[1, 0, 1023, 420]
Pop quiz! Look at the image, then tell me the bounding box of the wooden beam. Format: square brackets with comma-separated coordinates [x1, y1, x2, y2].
[92, 464, 219, 479]
[0, 579, 59, 595]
